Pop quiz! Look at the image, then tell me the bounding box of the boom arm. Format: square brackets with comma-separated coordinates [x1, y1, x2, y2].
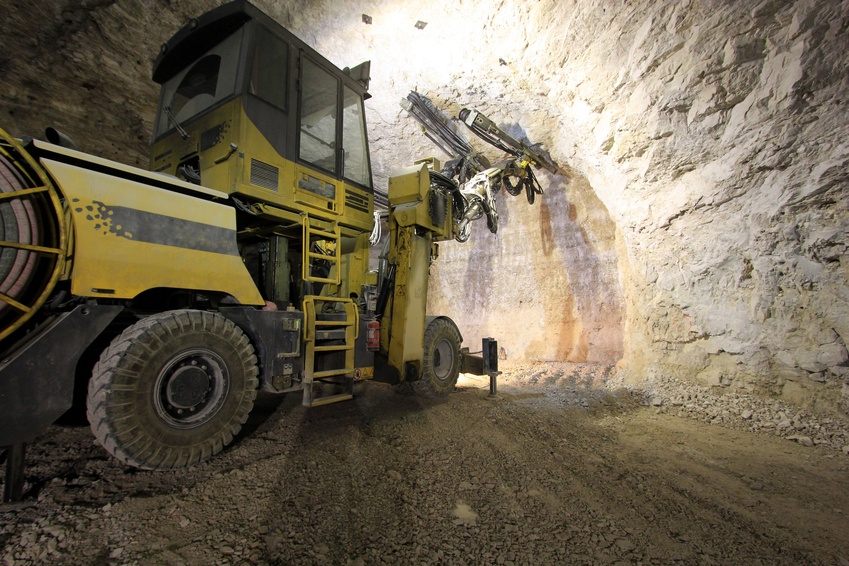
[378, 162, 451, 381]
[400, 92, 560, 242]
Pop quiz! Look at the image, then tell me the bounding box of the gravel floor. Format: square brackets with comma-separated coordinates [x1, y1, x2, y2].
[2, 361, 849, 565]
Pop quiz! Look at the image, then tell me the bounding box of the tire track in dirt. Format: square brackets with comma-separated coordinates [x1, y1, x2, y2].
[3, 371, 849, 565]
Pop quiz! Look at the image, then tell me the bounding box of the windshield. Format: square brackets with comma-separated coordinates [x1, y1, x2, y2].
[298, 58, 338, 174]
[342, 85, 371, 188]
[155, 27, 244, 138]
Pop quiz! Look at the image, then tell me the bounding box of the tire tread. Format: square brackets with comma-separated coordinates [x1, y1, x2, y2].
[87, 310, 258, 470]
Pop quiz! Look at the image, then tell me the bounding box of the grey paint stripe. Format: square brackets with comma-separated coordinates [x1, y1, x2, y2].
[77, 202, 239, 256]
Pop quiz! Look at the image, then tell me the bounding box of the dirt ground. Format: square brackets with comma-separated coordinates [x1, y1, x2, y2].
[2, 361, 849, 565]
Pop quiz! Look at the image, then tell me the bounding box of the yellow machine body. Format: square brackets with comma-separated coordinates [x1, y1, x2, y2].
[151, 101, 374, 236]
[0, 1, 488, 473]
[382, 162, 454, 378]
[147, 4, 379, 392]
[35, 141, 264, 305]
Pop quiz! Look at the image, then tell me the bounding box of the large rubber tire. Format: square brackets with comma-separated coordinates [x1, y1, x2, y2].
[413, 318, 462, 398]
[87, 310, 258, 470]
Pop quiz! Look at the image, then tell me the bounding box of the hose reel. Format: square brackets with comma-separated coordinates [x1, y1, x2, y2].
[0, 129, 67, 341]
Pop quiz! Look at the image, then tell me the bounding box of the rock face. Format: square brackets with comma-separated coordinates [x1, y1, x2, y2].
[426, 174, 624, 363]
[0, 1, 189, 166]
[311, 0, 849, 413]
[531, 0, 849, 413]
[0, 0, 847, 413]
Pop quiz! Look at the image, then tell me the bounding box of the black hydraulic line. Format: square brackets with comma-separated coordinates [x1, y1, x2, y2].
[525, 178, 535, 205]
[401, 93, 488, 174]
[422, 131, 457, 161]
[374, 264, 395, 320]
[502, 174, 523, 196]
[429, 171, 453, 190]
[403, 93, 468, 155]
[470, 126, 517, 156]
[428, 171, 464, 215]
[373, 189, 389, 209]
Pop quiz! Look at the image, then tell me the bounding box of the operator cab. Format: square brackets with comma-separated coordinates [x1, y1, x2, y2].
[150, 0, 373, 233]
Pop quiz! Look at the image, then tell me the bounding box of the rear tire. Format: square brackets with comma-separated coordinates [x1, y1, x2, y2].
[86, 310, 258, 470]
[413, 318, 461, 397]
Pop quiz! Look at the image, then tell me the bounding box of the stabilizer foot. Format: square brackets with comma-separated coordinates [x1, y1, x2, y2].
[3, 443, 25, 503]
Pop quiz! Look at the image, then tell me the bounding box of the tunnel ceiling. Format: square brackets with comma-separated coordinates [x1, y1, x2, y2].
[1, 0, 847, 412]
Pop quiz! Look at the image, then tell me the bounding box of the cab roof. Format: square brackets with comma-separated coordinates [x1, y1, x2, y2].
[152, 0, 370, 97]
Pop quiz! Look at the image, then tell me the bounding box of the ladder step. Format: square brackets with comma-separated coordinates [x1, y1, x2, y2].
[314, 320, 354, 327]
[308, 296, 352, 304]
[302, 293, 357, 406]
[313, 344, 354, 352]
[307, 228, 337, 239]
[307, 251, 337, 261]
[313, 368, 354, 379]
[302, 214, 341, 285]
[315, 329, 347, 341]
[306, 393, 353, 407]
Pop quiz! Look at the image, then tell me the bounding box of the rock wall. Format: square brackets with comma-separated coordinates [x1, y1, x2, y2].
[0, 0, 188, 166]
[426, 173, 624, 363]
[521, 0, 849, 414]
[1, 0, 847, 412]
[298, 1, 627, 363]
[315, 0, 849, 412]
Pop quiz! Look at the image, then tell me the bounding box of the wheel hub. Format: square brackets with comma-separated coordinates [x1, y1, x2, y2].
[166, 364, 211, 408]
[433, 338, 454, 381]
[154, 350, 229, 428]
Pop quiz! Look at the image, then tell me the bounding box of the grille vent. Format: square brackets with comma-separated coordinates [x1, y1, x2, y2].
[345, 188, 369, 213]
[250, 159, 279, 191]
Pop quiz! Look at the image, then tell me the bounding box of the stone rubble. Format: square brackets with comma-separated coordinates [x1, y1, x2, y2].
[468, 360, 849, 458]
[2, 365, 849, 564]
[612, 371, 849, 455]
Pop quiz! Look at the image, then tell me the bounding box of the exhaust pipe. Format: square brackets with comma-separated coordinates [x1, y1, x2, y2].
[45, 127, 79, 150]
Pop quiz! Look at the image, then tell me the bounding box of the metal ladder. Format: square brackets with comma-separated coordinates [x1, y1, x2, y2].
[302, 295, 358, 407]
[301, 213, 341, 286]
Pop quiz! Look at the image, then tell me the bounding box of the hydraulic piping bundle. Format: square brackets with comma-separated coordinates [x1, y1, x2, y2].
[400, 92, 560, 242]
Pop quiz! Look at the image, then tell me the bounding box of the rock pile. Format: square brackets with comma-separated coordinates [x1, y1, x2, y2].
[617, 372, 849, 455]
[499, 360, 849, 456]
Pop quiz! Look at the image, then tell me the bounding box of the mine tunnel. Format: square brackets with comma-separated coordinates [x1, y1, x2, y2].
[1, 0, 848, 563]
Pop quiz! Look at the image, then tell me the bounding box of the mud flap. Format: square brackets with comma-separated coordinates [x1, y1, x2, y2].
[0, 304, 123, 446]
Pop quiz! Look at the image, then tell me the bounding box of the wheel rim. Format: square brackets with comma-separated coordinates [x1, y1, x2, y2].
[153, 348, 230, 429]
[433, 338, 455, 381]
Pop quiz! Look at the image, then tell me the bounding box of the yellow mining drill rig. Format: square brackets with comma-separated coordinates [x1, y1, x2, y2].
[0, 0, 558, 500]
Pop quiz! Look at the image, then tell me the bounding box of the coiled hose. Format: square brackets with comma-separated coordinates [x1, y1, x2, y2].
[0, 130, 66, 342]
[0, 154, 40, 314]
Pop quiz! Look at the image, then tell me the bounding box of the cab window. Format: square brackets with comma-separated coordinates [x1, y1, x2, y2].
[156, 27, 243, 136]
[171, 55, 220, 120]
[342, 86, 371, 188]
[249, 27, 288, 110]
[298, 58, 338, 174]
